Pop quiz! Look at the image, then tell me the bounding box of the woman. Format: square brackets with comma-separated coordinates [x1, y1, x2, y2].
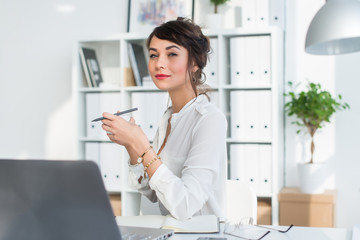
[102, 17, 227, 220]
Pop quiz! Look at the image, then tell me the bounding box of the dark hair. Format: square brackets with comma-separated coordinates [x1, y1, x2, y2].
[146, 17, 211, 97]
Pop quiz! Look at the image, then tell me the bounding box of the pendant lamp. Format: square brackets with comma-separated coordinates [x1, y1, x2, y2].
[305, 0, 360, 55]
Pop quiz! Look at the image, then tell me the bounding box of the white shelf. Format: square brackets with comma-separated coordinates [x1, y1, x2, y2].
[73, 27, 284, 222]
[124, 86, 164, 92]
[226, 138, 272, 144]
[79, 87, 121, 93]
[79, 137, 112, 143]
[222, 84, 272, 90]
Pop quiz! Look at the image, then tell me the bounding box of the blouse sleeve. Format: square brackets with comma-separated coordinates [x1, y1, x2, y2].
[128, 161, 158, 202]
[148, 110, 227, 220]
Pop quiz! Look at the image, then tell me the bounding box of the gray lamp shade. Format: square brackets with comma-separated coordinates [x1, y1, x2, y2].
[305, 0, 360, 55]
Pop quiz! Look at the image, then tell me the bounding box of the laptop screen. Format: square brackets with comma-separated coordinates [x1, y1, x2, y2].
[0, 159, 121, 240]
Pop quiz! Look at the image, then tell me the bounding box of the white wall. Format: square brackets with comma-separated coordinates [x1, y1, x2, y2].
[285, 0, 360, 228]
[0, 0, 237, 160]
[0, 0, 359, 229]
[0, 0, 128, 159]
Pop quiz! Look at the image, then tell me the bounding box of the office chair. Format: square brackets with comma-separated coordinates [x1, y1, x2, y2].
[226, 180, 258, 223]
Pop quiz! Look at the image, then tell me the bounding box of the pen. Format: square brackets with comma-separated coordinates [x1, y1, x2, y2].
[91, 107, 138, 122]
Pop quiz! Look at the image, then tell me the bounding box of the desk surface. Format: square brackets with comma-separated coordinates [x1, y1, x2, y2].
[169, 224, 352, 240]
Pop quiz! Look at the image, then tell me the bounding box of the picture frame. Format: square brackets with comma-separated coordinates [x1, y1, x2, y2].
[127, 0, 194, 32]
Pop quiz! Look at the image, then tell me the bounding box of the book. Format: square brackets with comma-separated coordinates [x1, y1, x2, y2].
[79, 47, 103, 87]
[128, 42, 150, 86]
[115, 214, 219, 233]
[123, 67, 136, 87]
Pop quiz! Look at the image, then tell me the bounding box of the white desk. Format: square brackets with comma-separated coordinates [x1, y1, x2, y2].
[169, 224, 352, 240]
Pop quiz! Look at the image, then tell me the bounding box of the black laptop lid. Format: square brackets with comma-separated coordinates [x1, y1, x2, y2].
[0, 159, 121, 240]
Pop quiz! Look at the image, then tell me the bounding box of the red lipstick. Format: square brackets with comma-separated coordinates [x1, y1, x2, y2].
[155, 74, 171, 80]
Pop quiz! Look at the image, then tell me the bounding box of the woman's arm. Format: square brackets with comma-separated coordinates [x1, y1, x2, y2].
[101, 112, 163, 182]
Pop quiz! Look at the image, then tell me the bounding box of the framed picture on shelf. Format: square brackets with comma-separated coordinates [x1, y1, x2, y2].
[127, 0, 194, 32]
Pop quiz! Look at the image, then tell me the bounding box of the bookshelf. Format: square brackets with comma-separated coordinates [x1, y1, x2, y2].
[73, 27, 284, 224]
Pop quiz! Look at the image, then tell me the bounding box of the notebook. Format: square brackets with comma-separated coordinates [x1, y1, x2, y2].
[0, 159, 173, 240]
[116, 214, 220, 233]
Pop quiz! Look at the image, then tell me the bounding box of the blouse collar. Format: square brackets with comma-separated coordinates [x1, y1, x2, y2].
[170, 94, 208, 124]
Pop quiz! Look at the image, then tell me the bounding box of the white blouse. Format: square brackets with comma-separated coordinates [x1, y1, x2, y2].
[128, 94, 227, 220]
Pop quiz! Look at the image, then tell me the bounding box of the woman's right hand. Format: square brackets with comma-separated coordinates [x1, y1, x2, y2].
[101, 112, 149, 156]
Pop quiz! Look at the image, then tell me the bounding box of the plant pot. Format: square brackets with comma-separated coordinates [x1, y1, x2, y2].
[298, 163, 327, 194]
[206, 13, 224, 29]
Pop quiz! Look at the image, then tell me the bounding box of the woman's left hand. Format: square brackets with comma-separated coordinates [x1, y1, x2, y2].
[101, 112, 148, 151]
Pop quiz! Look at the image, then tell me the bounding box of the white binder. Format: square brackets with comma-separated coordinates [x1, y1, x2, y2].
[131, 92, 146, 133]
[243, 0, 283, 28]
[99, 143, 123, 192]
[258, 35, 271, 85]
[255, 0, 270, 27]
[269, 0, 285, 29]
[86, 93, 102, 138]
[122, 151, 131, 190]
[204, 38, 219, 87]
[208, 90, 220, 108]
[144, 92, 156, 141]
[231, 36, 270, 86]
[230, 37, 246, 85]
[231, 90, 272, 141]
[258, 144, 272, 196]
[229, 144, 246, 180]
[85, 142, 100, 166]
[145, 92, 168, 141]
[242, 0, 257, 27]
[244, 36, 259, 84]
[132, 92, 168, 141]
[243, 90, 259, 140]
[244, 144, 259, 192]
[230, 91, 246, 139]
[230, 143, 273, 196]
[257, 90, 272, 140]
[86, 92, 121, 140]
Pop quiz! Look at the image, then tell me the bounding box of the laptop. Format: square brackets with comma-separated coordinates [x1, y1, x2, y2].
[0, 159, 173, 240]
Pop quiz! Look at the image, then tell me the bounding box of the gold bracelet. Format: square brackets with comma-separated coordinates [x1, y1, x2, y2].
[143, 156, 160, 179]
[137, 146, 153, 164]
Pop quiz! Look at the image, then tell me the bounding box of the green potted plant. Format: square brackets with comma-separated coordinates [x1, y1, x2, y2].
[210, 0, 229, 14]
[284, 81, 350, 193]
[207, 0, 229, 29]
